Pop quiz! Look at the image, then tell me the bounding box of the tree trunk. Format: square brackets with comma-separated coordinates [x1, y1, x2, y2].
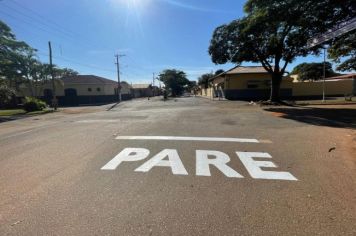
[269, 73, 282, 102]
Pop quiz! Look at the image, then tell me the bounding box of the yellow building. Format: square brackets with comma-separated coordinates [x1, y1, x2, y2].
[18, 75, 132, 106]
[202, 66, 355, 100]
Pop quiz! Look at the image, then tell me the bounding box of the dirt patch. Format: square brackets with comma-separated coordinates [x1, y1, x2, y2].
[60, 108, 101, 114]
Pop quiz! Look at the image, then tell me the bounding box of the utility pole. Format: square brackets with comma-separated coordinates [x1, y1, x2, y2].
[48, 41, 57, 110]
[115, 54, 125, 102]
[322, 47, 326, 103]
[152, 73, 155, 97]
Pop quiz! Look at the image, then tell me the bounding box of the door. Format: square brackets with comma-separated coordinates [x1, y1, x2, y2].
[64, 88, 78, 106]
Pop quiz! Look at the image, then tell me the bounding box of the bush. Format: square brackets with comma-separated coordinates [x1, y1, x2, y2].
[23, 97, 47, 112]
[0, 85, 17, 108]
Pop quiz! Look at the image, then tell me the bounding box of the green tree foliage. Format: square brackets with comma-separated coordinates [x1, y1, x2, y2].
[186, 80, 197, 92]
[0, 20, 32, 89]
[23, 96, 47, 112]
[0, 84, 16, 108]
[0, 20, 78, 96]
[197, 73, 214, 89]
[328, 31, 356, 71]
[55, 67, 79, 78]
[291, 62, 337, 81]
[215, 69, 225, 75]
[158, 69, 190, 96]
[208, 0, 355, 102]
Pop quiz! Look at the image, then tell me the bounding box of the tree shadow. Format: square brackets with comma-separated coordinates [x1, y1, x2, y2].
[264, 106, 356, 129]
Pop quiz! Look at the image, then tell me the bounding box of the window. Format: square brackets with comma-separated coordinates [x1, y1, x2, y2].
[96, 87, 101, 92]
[88, 88, 92, 92]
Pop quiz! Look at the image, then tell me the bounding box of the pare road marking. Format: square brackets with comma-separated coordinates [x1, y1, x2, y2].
[101, 148, 297, 181]
[115, 136, 272, 143]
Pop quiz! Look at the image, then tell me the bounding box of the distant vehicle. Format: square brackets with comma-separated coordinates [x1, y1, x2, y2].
[182, 93, 191, 97]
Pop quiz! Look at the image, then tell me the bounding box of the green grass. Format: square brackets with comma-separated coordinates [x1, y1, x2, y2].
[0, 108, 53, 117]
[0, 109, 26, 116]
[27, 109, 53, 115]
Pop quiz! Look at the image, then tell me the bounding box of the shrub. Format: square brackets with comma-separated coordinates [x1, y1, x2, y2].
[0, 85, 17, 108]
[23, 97, 47, 112]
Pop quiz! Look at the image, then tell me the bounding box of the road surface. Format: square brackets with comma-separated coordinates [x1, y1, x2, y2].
[0, 97, 355, 235]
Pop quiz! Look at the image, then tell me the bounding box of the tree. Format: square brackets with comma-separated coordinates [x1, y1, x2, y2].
[328, 30, 356, 71]
[0, 20, 32, 90]
[209, 0, 355, 102]
[1, 20, 78, 96]
[0, 84, 16, 108]
[215, 69, 225, 75]
[186, 80, 197, 92]
[291, 62, 337, 81]
[197, 73, 214, 89]
[54, 67, 79, 78]
[158, 69, 190, 96]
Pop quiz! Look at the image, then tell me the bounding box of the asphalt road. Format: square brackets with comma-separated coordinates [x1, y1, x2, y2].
[0, 97, 355, 235]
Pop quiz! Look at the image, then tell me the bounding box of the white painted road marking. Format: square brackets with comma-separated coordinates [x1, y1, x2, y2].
[135, 149, 188, 175]
[196, 150, 243, 178]
[237, 152, 298, 181]
[115, 136, 268, 143]
[101, 148, 149, 170]
[102, 148, 298, 181]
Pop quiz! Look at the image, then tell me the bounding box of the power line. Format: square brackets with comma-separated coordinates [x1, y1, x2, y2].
[8, 0, 112, 50]
[37, 51, 116, 73]
[0, 2, 112, 51]
[10, 0, 80, 36]
[1, 3, 78, 40]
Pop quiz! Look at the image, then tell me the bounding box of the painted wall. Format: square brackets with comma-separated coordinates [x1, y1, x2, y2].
[199, 87, 213, 98]
[131, 88, 153, 98]
[292, 79, 353, 97]
[17, 82, 133, 106]
[207, 73, 354, 100]
[18, 83, 132, 97]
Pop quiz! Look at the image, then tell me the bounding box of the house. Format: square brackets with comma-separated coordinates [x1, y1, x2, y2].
[206, 66, 293, 100]
[201, 66, 355, 100]
[18, 75, 132, 106]
[131, 84, 153, 98]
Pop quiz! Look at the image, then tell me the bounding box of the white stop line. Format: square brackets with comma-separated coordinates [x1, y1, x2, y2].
[115, 136, 272, 143]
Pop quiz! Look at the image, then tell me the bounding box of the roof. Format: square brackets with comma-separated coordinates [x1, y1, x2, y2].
[131, 84, 151, 89]
[209, 66, 269, 82]
[325, 73, 356, 80]
[60, 75, 118, 85]
[225, 66, 268, 74]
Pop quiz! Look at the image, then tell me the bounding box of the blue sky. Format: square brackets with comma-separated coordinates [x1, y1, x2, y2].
[0, 0, 324, 83]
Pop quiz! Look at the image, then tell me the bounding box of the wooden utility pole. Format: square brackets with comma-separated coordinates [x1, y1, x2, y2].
[152, 73, 155, 97]
[322, 47, 326, 103]
[115, 54, 125, 102]
[48, 41, 57, 110]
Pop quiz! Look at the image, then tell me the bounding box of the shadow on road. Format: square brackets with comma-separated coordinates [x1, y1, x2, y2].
[264, 106, 356, 129]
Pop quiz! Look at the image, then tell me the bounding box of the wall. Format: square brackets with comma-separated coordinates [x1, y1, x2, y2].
[199, 87, 213, 98]
[131, 88, 153, 98]
[18, 83, 133, 96]
[17, 82, 133, 106]
[213, 73, 353, 100]
[292, 79, 353, 98]
[222, 73, 293, 100]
